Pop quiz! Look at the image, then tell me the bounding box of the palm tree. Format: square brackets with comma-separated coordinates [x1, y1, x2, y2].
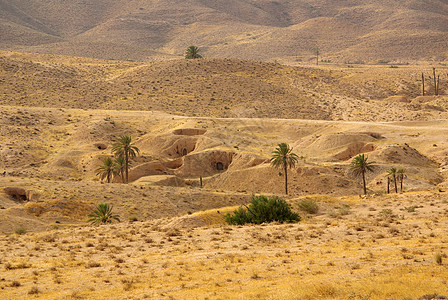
[270, 143, 299, 195]
[350, 154, 375, 195]
[114, 156, 125, 183]
[185, 46, 202, 59]
[397, 168, 406, 192]
[88, 203, 120, 225]
[112, 136, 140, 183]
[96, 157, 116, 183]
[388, 167, 398, 193]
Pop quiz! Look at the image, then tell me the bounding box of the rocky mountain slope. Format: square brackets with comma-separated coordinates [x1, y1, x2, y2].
[1, 0, 448, 62]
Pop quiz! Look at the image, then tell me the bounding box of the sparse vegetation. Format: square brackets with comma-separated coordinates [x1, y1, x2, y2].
[15, 226, 27, 235]
[28, 286, 39, 295]
[388, 167, 398, 193]
[378, 209, 394, 220]
[297, 198, 319, 214]
[114, 156, 126, 183]
[397, 168, 406, 192]
[2, 25, 448, 299]
[88, 203, 120, 225]
[225, 195, 300, 225]
[112, 136, 140, 184]
[270, 143, 299, 195]
[350, 154, 375, 195]
[96, 157, 116, 183]
[185, 46, 202, 59]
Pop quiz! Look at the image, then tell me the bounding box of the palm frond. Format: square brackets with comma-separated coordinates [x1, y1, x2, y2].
[270, 143, 298, 169]
[88, 203, 120, 225]
[350, 154, 375, 175]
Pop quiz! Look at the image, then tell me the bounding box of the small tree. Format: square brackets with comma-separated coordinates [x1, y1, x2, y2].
[185, 46, 202, 59]
[88, 203, 120, 225]
[96, 157, 116, 183]
[112, 136, 140, 183]
[350, 154, 375, 195]
[114, 156, 125, 183]
[388, 167, 398, 193]
[270, 143, 299, 195]
[397, 168, 406, 192]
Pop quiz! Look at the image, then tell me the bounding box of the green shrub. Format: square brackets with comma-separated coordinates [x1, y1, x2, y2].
[297, 199, 319, 214]
[88, 203, 120, 225]
[378, 209, 394, 220]
[15, 226, 27, 235]
[225, 195, 300, 225]
[435, 253, 443, 265]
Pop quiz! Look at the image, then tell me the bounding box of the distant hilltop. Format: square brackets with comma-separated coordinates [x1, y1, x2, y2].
[1, 0, 448, 62]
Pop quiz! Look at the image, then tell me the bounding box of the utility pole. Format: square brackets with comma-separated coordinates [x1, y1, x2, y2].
[422, 73, 425, 96]
[433, 67, 438, 96]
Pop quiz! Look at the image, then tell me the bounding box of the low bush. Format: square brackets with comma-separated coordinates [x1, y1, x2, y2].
[225, 195, 300, 225]
[15, 226, 27, 235]
[297, 199, 319, 214]
[88, 203, 120, 225]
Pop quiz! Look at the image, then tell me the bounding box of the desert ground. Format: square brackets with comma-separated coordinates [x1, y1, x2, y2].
[1, 51, 448, 299]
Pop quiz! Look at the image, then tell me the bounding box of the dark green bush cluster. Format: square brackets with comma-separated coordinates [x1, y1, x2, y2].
[225, 195, 300, 225]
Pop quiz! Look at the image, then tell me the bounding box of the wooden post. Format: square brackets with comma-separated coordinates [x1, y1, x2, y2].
[387, 177, 390, 194]
[200, 176, 202, 188]
[437, 75, 440, 96]
[422, 73, 425, 96]
[433, 67, 437, 96]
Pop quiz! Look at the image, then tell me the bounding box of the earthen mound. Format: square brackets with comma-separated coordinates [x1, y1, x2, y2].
[333, 142, 377, 161]
[173, 128, 207, 136]
[127, 159, 183, 182]
[205, 163, 361, 196]
[370, 144, 436, 167]
[138, 133, 206, 158]
[163, 137, 198, 158]
[412, 96, 439, 104]
[300, 133, 377, 156]
[70, 119, 119, 143]
[175, 150, 235, 178]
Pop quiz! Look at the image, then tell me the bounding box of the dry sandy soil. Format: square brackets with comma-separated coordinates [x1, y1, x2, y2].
[1, 192, 448, 299]
[1, 52, 448, 299]
[1, 51, 448, 121]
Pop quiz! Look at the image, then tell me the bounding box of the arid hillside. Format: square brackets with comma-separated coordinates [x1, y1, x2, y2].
[1, 51, 448, 121]
[1, 104, 448, 232]
[1, 47, 448, 298]
[1, 0, 448, 62]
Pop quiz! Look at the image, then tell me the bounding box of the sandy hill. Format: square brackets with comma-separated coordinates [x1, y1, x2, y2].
[1, 105, 448, 233]
[1, 0, 448, 62]
[1, 51, 448, 122]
